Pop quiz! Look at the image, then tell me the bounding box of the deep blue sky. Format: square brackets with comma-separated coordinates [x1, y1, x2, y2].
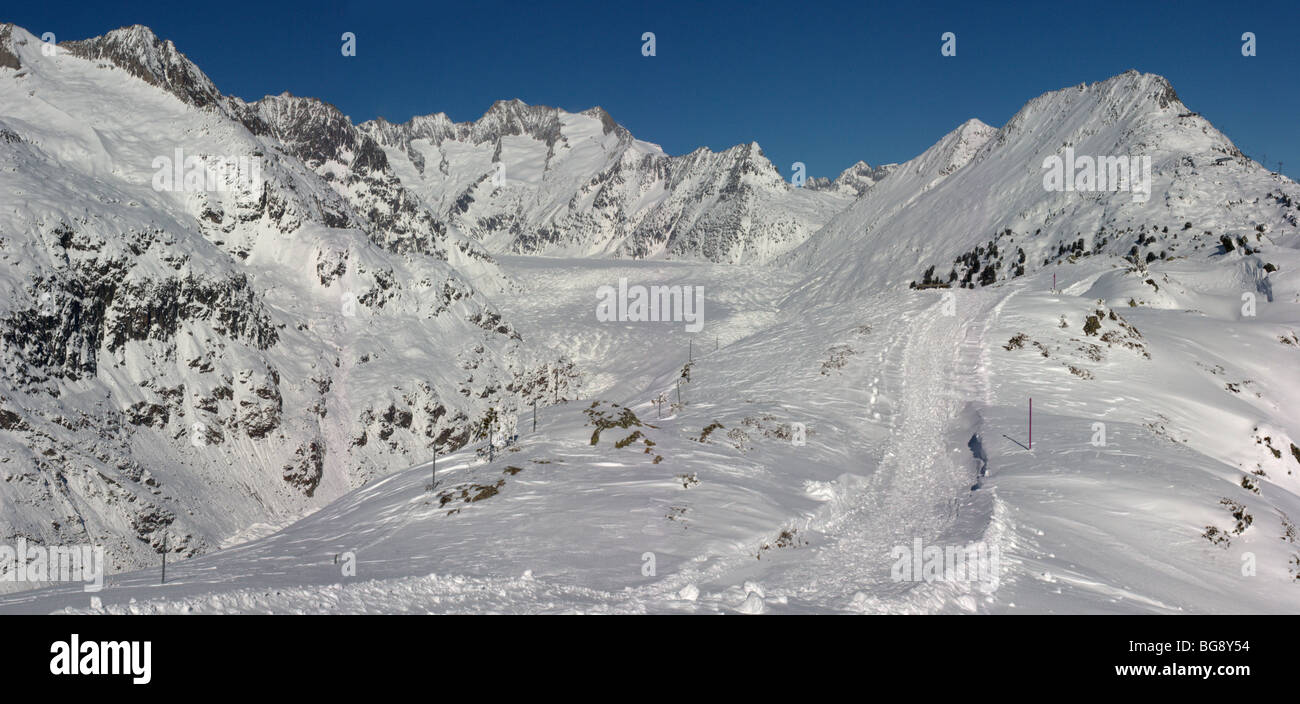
[7, 0, 1299, 180]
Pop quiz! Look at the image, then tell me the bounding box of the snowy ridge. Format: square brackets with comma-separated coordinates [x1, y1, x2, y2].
[62, 25, 224, 110]
[785, 71, 1298, 299]
[807, 159, 898, 197]
[362, 104, 853, 263]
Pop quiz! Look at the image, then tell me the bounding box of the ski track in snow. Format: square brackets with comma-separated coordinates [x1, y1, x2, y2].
[770, 291, 1006, 612]
[628, 291, 1009, 613]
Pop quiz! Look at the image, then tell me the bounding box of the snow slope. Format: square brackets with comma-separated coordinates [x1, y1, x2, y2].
[3, 248, 1298, 613]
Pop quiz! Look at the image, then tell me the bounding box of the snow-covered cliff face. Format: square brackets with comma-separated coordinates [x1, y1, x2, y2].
[0, 24, 577, 582]
[785, 71, 1299, 302]
[361, 103, 854, 264]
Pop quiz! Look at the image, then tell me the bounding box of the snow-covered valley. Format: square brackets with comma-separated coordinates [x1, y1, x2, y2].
[1, 23, 1298, 614]
[4, 249, 1299, 614]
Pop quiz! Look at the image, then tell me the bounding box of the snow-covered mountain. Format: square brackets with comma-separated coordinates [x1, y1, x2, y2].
[362, 102, 853, 263]
[2, 23, 1299, 614]
[0, 24, 575, 582]
[807, 160, 898, 197]
[785, 71, 1297, 298]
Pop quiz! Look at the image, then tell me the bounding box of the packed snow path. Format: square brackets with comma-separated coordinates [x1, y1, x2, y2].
[787, 291, 1005, 611]
[637, 289, 1008, 612]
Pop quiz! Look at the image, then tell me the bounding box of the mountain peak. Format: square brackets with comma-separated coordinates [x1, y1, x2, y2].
[0, 24, 22, 70]
[580, 106, 628, 138]
[925, 118, 997, 177]
[817, 160, 896, 197]
[485, 97, 528, 113]
[471, 99, 563, 146]
[957, 117, 994, 134]
[1002, 70, 1185, 144]
[362, 112, 458, 147]
[62, 24, 223, 109]
[1092, 69, 1181, 109]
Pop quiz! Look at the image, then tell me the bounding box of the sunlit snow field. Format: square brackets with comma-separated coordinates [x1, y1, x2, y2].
[5, 250, 1298, 614]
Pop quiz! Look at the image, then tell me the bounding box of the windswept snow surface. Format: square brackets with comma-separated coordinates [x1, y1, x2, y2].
[4, 249, 1299, 614]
